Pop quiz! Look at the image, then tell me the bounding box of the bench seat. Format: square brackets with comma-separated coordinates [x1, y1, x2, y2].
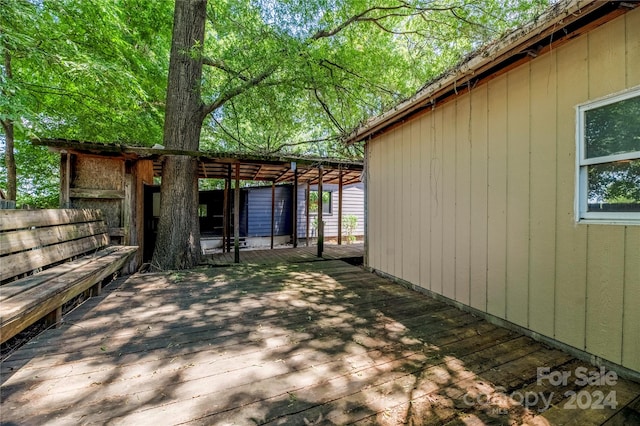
[0, 209, 137, 344]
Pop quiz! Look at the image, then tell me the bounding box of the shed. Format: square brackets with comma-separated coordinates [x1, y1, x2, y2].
[35, 139, 363, 267]
[346, 0, 639, 377]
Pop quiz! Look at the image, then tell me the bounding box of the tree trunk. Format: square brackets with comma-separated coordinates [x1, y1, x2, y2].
[151, 0, 207, 270]
[2, 119, 16, 202]
[2, 45, 16, 202]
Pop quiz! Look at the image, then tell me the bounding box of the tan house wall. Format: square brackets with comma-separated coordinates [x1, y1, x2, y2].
[366, 9, 640, 372]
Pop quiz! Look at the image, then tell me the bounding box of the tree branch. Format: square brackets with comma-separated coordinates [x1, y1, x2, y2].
[268, 135, 341, 155]
[201, 65, 277, 118]
[202, 56, 250, 81]
[313, 88, 344, 133]
[311, 2, 459, 40]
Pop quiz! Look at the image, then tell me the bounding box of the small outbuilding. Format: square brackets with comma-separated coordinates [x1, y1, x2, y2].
[36, 139, 363, 270]
[346, 0, 639, 376]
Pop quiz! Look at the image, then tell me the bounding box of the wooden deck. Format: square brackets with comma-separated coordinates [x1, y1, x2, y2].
[205, 243, 364, 265]
[1, 260, 639, 425]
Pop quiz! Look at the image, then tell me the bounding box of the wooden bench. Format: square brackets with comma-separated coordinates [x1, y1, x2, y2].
[0, 209, 137, 344]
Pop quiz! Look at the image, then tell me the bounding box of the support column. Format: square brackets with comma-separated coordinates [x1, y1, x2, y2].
[271, 181, 275, 250]
[305, 182, 310, 247]
[234, 163, 240, 263]
[223, 173, 229, 253]
[60, 152, 71, 208]
[226, 164, 232, 253]
[338, 170, 343, 245]
[292, 168, 298, 248]
[317, 166, 324, 257]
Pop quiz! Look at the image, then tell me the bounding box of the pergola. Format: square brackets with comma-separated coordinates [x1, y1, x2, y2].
[36, 138, 364, 262]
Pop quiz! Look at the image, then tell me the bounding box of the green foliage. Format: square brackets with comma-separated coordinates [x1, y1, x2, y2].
[1, 0, 172, 204]
[1, 0, 173, 142]
[584, 93, 640, 204]
[198, 0, 552, 156]
[0, 137, 58, 207]
[588, 160, 640, 204]
[342, 214, 358, 243]
[585, 95, 640, 159]
[1, 0, 552, 205]
[308, 190, 331, 212]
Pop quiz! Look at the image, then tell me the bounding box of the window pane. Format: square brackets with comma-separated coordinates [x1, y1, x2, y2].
[587, 159, 640, 212]
[309, 190, 332, 214]
[585, 95, 640, 158]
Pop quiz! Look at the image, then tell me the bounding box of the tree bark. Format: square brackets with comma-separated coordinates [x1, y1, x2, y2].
[152, 0, 207, 270]
[2, 45, 16, 202]
[2, 119, 16, 202]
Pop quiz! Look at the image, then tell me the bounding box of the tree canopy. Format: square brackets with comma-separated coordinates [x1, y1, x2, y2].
[2, 0, 552, 208]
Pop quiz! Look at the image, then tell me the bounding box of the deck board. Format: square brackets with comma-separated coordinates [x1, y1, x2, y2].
[205, 242, 364, 265]
[1, 259, 638, 425]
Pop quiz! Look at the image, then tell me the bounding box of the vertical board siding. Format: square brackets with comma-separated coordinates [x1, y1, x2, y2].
[623, 227, 640, 371]
[505, 64, 530, 328]
[587, 15, 626, 99]
[394, 127, 404, 278]
[380, 133, 391, 274]
[419, 112, 433, 290]
[528, 51, 557, 338]
[486, 75, 508, 318]
[407, 117, 421, 285]
[586, 226, 625, 364]
[401, 124, 414, 282]
[554, 36, 588, 351]
[369, 140, 380, 270]
[628, 9, 640, 87]
[365, 9, 640, 372]
[385, 131, 395, 276]
[469, 85, 488, 311]
[455, 94, 471, 306]
[431, 109, 444, 295]
[441, 102, 457, 300]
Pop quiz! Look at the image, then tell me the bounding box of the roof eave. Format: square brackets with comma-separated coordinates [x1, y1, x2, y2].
[344, 0, 623, 144]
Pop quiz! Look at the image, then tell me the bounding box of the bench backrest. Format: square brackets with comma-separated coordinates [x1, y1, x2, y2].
[0, 209, 110, 283]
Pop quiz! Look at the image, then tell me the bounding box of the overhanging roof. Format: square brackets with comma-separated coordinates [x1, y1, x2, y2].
[344, 0, 638, 144]
[34, 138, 363, 185]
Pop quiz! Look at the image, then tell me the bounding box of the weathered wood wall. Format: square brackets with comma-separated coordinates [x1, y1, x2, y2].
[60, 154, 154, 272]
[366, 9, 640, 372]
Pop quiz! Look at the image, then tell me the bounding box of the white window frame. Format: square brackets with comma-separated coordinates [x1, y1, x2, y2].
[575, 86, 640, 224]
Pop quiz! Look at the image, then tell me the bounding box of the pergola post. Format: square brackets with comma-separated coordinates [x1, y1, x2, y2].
[226, 164, 232, 253]
[305, 181, 310, 247]
[338, 170, 343, 245]
[317, 166, 324, 257]
[234, 163, 240, 263]
[223, 170, 229, 253]
[292, 167, 298, 248]
[60, 152, 71, 208]
[271, 181, 275, 250]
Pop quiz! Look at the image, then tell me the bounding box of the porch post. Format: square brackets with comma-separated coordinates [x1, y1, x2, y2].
[223, 170, 229, 253]
[60, 152, 71, 208]
[234, 163, 240, 263]
[317, 166, 324, 257]
[305, 181, 310, 247]
[338, 170, 343, 245]
[226, 164, 232, 253]
[292, 167, 298, 248]
[271, 181, 275, 250]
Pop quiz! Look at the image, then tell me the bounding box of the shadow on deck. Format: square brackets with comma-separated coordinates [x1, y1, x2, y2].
[1, 260, 639, 425]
